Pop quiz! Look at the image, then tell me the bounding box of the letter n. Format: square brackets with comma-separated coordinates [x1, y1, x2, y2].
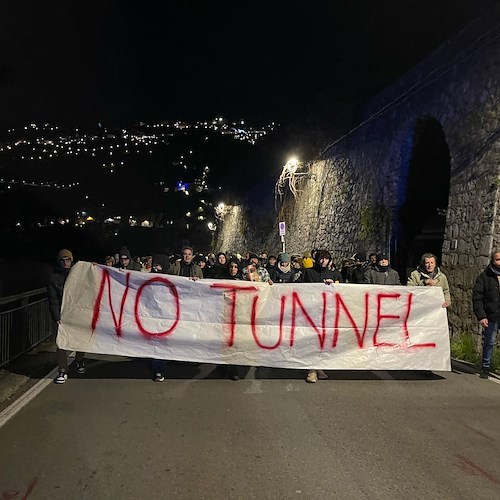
[333, 292, 369, 348]
[91, 268, 130, 337]
[290, 291, 327, 349]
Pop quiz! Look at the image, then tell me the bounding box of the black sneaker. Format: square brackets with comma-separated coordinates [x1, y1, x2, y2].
[153, 373, 165, 382]
[76, 361, 86, 374]
[480, 369, 489, 379]
[54, 371, 68, 384]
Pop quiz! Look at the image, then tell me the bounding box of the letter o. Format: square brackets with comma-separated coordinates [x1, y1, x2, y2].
[134, 277, 180, 338]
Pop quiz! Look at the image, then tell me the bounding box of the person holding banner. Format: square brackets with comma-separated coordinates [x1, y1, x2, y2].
[242, 253, 273, 284]
[473, 251, 500, 379]
[269, 253, 295, 283]
[302, 249, 342, 383]
[168, 246, 204, 279]
[48, 249, 86, 384]
[301, 249, 343, 286]
[115, 247, 141, 271]
[407, 253, 450, 308]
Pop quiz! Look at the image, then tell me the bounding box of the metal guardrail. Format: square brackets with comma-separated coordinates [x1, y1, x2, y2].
[0, 288, 53, 368]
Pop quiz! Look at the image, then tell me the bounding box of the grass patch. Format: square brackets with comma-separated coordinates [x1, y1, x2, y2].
[450, 332, 480, 365]
[451, 331, 500, 373]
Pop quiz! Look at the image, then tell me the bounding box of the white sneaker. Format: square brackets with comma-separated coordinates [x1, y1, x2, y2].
[54, 372, 68, 384]
[306, 370, 318, 383]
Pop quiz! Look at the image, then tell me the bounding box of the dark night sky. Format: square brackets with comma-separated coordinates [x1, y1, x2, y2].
[0, 0, 497, 128]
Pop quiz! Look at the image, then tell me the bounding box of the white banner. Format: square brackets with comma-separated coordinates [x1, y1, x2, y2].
[57, 262, 451, 371]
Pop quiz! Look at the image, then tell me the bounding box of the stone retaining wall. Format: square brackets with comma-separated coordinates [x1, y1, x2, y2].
[216, 7, 500, 334]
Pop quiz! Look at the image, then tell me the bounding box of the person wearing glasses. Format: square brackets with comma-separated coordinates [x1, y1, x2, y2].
[48, 249, 86, 384]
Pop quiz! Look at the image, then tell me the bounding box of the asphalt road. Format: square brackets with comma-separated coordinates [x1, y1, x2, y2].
[1, 357, 500, 499]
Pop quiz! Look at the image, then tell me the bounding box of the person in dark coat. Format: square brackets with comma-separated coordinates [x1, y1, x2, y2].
[168, 246, 203, 279]
[349, 252, 370, 283]
[472, 250, 500, 379]
[227, 258, 242, 280]
[364, 253, 401, 285]
[211, 252, 229, 279]
[48, 249, 86, 384]
[269, 253, 295, 283]
[301, 249, 343, 383]
[302, 249, 343, 285]
[115, 246, 141, 271]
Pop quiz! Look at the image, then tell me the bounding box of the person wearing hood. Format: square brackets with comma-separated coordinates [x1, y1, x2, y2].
[218, 257, 245, 380]
[473, 250, 500, 379]
[364, 253, 401, 285]
[227, 258, 242, 280]
[265, 255, 277, 275]
[48, 249, 86, 384]
[407, 253, 450, 308]
[301, 249, 343, 285]
[211, 252, 229, 279]
[115, 246, 141, 271]
[301, 250, 342, 383]
[348, 252, 370, 284]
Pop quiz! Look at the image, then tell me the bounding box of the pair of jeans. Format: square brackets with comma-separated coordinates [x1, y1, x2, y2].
[57, 349, 85, 372]
[482, 322, 498, 369]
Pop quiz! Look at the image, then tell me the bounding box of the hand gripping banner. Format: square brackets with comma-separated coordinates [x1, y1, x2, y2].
[57, 262, 451, 371]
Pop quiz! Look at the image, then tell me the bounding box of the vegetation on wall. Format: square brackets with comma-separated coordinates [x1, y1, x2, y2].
[359, 202, 391, 241]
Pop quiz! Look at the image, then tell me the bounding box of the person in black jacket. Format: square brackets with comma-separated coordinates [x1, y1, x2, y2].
[48, 249, 86, 384]
[364, 254, 401, 285]
[472, 251, 500, 379]
[349, 252, 370, 283]
[302, 250, 343, 383]
[301, 249, 343, 286]
[269, 253, 295, 283]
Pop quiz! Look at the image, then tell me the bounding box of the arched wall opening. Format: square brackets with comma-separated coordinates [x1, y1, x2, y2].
[391, 117, 451, 280]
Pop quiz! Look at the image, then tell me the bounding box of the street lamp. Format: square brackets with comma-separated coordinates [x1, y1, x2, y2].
[275, 156, 308, 203]
[214, 202, 228, 220]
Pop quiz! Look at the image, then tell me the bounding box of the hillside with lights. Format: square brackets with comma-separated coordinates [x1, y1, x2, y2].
[0, 118, 278, 263]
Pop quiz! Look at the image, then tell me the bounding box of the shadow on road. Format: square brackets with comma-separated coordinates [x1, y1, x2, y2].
[3, 341, 468, 387]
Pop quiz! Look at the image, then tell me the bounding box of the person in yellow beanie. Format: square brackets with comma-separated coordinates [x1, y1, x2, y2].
[302, 251, 314, 269]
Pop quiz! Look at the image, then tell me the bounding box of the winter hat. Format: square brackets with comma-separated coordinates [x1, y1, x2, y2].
[302, 251, 314, 269]
[195, 254, 207, 264]
[377, 253, 389, 263]
[353, 252, 365, 262]
[278, 252, 290, 263]
[119, 247, 131, 259]
[57, 249, 73, 261]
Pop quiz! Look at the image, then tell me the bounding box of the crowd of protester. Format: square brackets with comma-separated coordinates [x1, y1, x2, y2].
[53, 242, 500, 387]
